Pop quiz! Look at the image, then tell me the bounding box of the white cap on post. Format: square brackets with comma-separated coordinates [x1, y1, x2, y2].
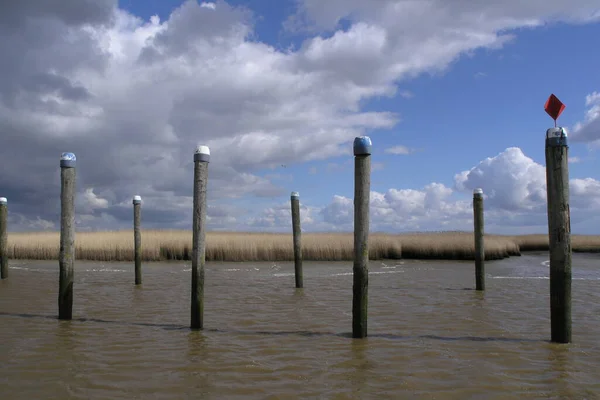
[473, 188, 483, 196]
[133, 195, 142, 205]
[291, 191, 299, 199]
[194, 145, 211, 163]
[0, 197, 6, 205]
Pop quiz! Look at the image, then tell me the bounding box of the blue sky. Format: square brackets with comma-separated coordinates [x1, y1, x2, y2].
[2, 0, 600, 233]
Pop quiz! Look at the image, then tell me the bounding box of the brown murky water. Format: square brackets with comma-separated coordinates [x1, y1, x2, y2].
[1, 253, 599, 399]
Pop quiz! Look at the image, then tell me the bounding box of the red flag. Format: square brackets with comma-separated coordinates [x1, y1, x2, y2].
[544, 94, 565, 123]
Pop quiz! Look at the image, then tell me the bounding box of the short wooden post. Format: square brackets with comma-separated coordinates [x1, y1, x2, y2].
[59, 152, 76, 320]
[545, 127, 572, 344]
[133, 195, 142, 285]
[290, 191, 303, 288]
[473, 188, 485, 291]
[191, 145, 210, 330]
[352, 136, 371, 339]
[0, 197, 7, 280]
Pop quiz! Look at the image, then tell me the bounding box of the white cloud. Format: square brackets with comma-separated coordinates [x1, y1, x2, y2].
[454, 147, 547, 212]
[315, 147, 600, 233]
[385, 145, 414, 155]
[572, 91, 600, 144]
[82, 188, 109, 210]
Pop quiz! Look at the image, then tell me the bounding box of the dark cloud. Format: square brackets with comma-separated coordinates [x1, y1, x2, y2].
[0, 0, 116, 31]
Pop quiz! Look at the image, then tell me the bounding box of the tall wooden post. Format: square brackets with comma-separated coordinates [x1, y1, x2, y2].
[352, 136, 371, 339]
[0, 197, 7, 280]
[545, 127, 572, 344]
[473, 188, 485, 291]
[191, 145, 210, 330]
[290, 191, 303, 288]
[133, 195, 142, 285]
[59, 152, 76, 320]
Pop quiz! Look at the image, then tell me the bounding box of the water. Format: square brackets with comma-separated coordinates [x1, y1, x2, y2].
[1, 253, 599, 399]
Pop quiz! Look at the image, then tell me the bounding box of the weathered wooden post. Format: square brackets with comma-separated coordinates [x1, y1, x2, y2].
[290, 191, 303, 288]
[191, 145, 210, 330]
[352, 136, 371, 339]
[59, 152, 76, 320]
[0, 197, 7, 280]
[133, 195, 142, 285]
[544, 94, 571, 344]
[545, 126, 572, 344]
[473, 188, 485, 291]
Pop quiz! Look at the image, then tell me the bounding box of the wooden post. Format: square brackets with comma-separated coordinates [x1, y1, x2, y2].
[352, 136, 371, 339]
[59, 152, 76, 320]
[0, 197, 7, 280]
[290, 191, 303, 288]
[545, 127, 572, 344]
[133, 195, 142, 285]
[191, 145, 210, 330]
[473, 188, 485, 291]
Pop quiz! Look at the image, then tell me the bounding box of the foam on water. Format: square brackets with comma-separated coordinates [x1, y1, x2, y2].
[84, 268, 127, 273]
[329, 270, 405, 277]
[9, 266, 48, 272]
[493, 276, 600, 281]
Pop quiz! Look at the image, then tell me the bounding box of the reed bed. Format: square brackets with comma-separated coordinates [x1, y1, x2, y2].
[6, 230, 600, 262]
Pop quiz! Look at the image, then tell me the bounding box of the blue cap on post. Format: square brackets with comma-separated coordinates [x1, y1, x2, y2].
[0, 197, 6, 205]
[353, 136, 372, 156]
[194, 145, 210, 163]
[546, 127, 568, 147]
[133, 195, 142, 205]
[60, 152, 76, 168]
[291, 191, 299, 199]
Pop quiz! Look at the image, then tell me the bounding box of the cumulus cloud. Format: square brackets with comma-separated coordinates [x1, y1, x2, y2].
[1, 0, 599, 233]
[454, 147, 547, 212]
[572, 91, 600, 144]
[385, 145, 414, 155]
[320, 182, 471, 232]
[317, 147, 600, 233]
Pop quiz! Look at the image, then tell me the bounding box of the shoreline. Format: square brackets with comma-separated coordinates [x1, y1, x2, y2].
[4, 230, 600, 262]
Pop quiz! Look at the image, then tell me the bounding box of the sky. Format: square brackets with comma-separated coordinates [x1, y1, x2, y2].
[1, 0, 600, 235]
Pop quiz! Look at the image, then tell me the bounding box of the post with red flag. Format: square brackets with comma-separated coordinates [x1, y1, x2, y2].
[544, 94, 572, 344]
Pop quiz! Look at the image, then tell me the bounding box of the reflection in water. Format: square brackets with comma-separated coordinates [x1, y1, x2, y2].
[547, 344, 575, 399]
[1, 255, 600, 399]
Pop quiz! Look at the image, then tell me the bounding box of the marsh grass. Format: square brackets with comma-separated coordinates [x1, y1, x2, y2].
[6, 230, 600, 262]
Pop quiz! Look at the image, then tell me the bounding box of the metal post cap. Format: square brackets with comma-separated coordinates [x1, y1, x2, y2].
[0, 197, 6, 205]
[133, 195, 142, 204]
[546, 127, 568, 147]
[194, 145, 211, 162]
[473, 188, 483, 196]
[353, 136, 372, 156]
[60, 152, 77, 168]
[291, 191, 299, 199]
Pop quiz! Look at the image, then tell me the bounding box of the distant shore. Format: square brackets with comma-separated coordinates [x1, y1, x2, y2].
[4, 230, 600, 262]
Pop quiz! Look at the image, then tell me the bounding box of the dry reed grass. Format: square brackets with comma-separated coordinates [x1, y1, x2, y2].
[5, 230, 600, 262]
